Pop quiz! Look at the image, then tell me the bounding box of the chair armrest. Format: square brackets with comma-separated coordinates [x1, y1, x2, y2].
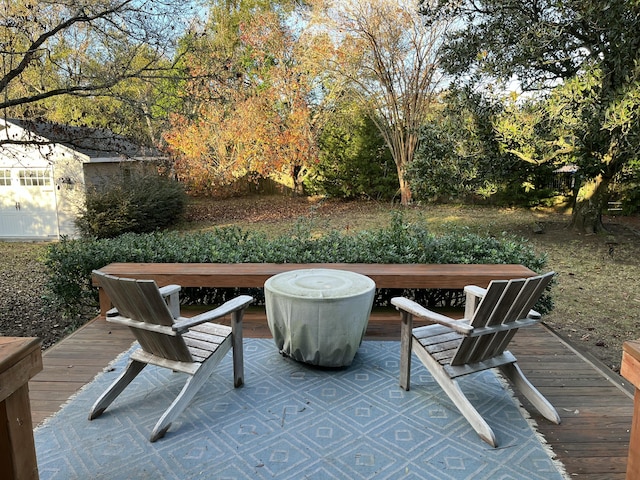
[159, 284, 181, 296]
[159, 284, 181, 318]
[172, 295, 254, 333]
[528, 309, 541, 320]
[391, 297, 473, 335]
[464, 285, 487, 299]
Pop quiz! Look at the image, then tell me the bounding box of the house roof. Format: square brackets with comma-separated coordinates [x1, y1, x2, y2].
[2, 119, 163, 162]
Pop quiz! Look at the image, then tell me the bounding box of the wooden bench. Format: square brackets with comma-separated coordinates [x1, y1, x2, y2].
[93, 263, 536, 315]
[0, 337, 42, 480]
[608, 201, 623, 214]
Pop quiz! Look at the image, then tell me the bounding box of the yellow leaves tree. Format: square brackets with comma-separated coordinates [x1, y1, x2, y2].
[164, 7, 318, 196]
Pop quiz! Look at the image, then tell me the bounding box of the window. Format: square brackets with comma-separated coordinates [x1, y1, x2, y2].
[0, 170, 10, 186]
[18, 169, 51, 187]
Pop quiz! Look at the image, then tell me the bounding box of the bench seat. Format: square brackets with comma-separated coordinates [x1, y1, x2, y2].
[93, 263, 536, 315]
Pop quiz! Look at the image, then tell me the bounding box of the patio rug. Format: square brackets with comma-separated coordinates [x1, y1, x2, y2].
[35, 339, 568, 480]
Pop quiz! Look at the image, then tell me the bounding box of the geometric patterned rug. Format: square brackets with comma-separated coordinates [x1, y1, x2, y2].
[34, 339, 568, 480]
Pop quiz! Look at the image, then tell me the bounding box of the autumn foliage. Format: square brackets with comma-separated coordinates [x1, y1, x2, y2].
[164, 10, 318, 196]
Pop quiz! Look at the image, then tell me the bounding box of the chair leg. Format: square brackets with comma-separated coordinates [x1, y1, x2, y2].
[231, 309, 244, 388]
[413, 347, 498, 447]
[499, 362, 561, 425]
[150, 337, 235, 442]
[399, 311, 413, 391]
[149, 361, 217, 442]
[88, 359, 146, 420]
[438, 376, 498, 447]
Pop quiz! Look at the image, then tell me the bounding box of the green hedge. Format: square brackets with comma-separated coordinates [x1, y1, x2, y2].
[44, 214, 550, 318]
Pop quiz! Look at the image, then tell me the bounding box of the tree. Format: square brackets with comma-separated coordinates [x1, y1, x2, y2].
[39, 47, 181, 147]
[422, 0, 640, 232]
[406, 88, 508, 201]
[164, 2, 320, 196]
[309, 0, 451, 205]
[308, 95, 397, 199]
[0, 0, 194, 148]
[239, 11, 320, 195]
[489, 93, 577, 202]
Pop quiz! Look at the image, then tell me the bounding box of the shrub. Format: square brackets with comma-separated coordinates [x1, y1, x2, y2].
[75, 173, 186, 238]
[45, 213, 550, 319]
[406, 122, 480, 201]
[306, 105, 397, 200]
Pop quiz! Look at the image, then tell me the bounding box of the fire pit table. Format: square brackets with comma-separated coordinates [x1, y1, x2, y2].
[264, 268, 376, 367]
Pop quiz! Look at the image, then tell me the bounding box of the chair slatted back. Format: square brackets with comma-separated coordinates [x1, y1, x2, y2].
[96, 271, 193, 362]
[489, 273, 552, 356]
[450, 272, 554, 366]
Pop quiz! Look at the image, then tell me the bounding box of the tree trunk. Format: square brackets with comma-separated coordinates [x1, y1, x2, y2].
[569, 174, 610, 233]
[291, 165, 305, 197]
[397, 164, 412, 205]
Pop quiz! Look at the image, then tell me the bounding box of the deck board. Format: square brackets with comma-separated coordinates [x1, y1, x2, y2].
[29, 308, 634, 478]
[511, 327, 633, 479]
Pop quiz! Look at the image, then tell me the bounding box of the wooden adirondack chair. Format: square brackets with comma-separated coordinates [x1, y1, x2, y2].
[89, 270, 253, 442]
[392, 271, 560, 447]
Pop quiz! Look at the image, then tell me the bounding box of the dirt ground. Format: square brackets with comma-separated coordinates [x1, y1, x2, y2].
[0, 242, 69, 350]
[1, 196, 639, 372]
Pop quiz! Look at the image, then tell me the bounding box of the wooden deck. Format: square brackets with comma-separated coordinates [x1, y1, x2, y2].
[30, 308, 634, 479]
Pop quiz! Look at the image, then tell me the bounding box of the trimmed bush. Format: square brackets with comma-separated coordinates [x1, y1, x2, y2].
[45, 213, 550, 318]
[75, 173, 186, 239]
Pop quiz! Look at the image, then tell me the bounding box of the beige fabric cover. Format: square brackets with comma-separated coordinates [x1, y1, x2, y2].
[264, 269, 375, 367]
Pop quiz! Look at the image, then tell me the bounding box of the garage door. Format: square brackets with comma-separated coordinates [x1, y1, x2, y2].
[0, 168, 58, 238]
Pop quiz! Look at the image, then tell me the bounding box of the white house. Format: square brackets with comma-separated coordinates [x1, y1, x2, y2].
[0, 119, 162, 240]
